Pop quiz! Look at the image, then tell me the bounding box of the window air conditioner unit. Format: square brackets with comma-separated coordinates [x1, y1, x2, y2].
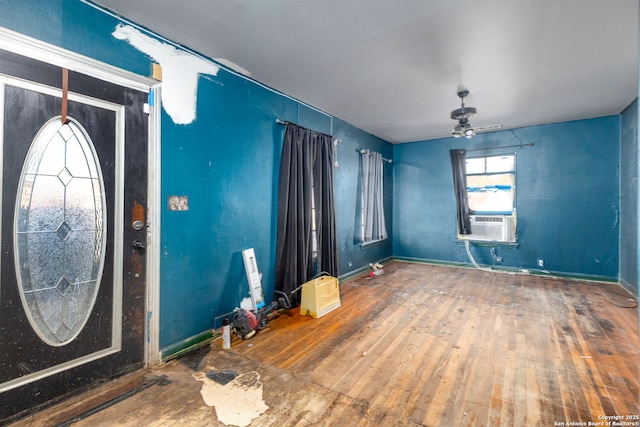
[463, 215, 516, 243]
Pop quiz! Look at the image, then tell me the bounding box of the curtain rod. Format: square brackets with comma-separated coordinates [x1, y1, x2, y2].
[275, 118, 335, 140]
[466, 142, 534, 152]
[358, 149, 392, 163]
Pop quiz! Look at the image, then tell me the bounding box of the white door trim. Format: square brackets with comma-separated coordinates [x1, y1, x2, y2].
[0, 27, 155, 92]
[145, 84, 162, 366]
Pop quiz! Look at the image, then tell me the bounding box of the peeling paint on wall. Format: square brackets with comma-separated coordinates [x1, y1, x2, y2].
[194, 367, 269, 427]
[113, 24, 219, 125]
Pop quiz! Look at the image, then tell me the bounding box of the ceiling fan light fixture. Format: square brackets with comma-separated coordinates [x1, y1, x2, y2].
[449, 89, 501, 139]
[450, 89, 481, 139]
[464, 127, 475, 138]
[452, 123, 463, 138]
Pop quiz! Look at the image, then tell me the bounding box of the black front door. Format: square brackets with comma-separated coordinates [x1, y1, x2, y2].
[0, 49, 148, 422]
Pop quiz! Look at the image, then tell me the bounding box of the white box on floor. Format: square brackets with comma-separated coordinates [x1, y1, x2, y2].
[299, 276, 341, 318]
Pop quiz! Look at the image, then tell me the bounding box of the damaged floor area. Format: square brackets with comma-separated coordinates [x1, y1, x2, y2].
[10, 342, 374, 427]
[9, 261, 640, 426]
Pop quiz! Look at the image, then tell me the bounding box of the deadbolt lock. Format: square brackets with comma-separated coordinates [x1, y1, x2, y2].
[132, 239, 146, 250]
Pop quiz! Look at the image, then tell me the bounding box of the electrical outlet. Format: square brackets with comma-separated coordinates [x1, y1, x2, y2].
[537, 259, 544, 268]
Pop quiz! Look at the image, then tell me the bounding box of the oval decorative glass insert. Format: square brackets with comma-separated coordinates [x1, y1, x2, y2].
[14, 117, 106, 346]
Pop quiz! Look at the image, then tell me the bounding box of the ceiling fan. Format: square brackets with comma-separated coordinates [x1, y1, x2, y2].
[450, 89, 501, 138]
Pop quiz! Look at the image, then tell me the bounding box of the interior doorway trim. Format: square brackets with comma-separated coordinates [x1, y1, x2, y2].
[146, 84, 162, 365]
[0, 26, 162, 367]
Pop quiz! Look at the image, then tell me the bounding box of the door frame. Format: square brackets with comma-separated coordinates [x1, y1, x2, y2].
[0, 26, 162, 366]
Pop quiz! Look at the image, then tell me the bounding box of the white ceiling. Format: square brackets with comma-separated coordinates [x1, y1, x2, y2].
[94, 0, 639, 143]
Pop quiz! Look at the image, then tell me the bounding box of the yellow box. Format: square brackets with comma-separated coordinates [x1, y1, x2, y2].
[299, 276, 341, 318]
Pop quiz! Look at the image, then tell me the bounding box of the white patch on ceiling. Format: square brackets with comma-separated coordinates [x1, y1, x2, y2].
[194, 368, 269, 427]
[112, 24, 219, 125]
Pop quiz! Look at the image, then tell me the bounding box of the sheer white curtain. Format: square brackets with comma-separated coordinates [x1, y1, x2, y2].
[361, 151, 387, 243]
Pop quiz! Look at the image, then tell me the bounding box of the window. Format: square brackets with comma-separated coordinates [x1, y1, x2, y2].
[311, 185, 317, 259]
[460, 154, 517, 243]
[15, 118, 106, 345]
[466, 154, 515, 214]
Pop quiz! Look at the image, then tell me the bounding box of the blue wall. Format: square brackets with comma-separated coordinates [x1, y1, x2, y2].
[332, 119, 394, 276]
[393, 117, 621, 280]
[620, 99, 639, 294]
[159, 78, 392, 347]
[0, 0, 393, 350]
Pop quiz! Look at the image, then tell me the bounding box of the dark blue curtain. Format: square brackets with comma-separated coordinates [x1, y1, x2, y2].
[450, 149, 472, 235]
[275, 123, 337, 306]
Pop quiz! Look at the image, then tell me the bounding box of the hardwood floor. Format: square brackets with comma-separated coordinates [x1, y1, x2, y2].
[12, 261, 639, 427]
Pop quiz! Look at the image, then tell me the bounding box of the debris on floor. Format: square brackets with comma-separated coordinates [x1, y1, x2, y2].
[193, 365, 268, 427]
[205, 369, 237, 386]
[368, 262, 384, 277]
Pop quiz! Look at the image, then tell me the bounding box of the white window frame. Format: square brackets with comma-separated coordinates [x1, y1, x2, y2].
[466, 154, 516, 215]
[460, 153, 517, 243]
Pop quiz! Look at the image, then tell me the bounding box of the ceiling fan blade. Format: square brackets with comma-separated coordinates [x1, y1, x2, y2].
[474, 124, 502, 132]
